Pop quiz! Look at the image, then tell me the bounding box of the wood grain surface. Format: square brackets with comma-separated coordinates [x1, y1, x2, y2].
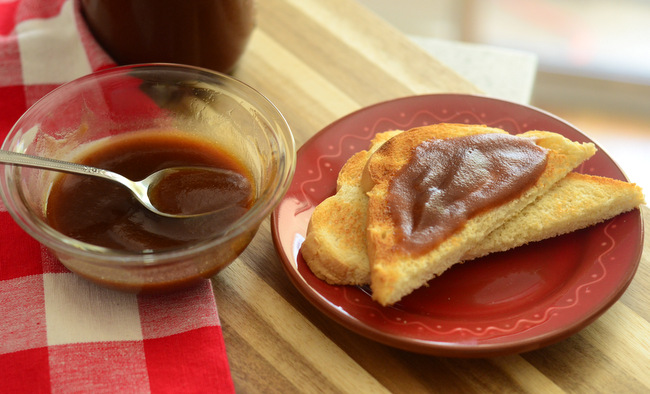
[212, 0, 650, 392]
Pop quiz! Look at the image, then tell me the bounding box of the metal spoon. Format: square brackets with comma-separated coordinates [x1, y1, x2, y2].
[0, 149, 232, 219]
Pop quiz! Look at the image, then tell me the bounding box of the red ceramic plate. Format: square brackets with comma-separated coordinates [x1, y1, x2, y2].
[271, 94, 644, 357]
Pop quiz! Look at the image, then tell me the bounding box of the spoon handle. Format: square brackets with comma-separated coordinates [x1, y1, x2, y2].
[0, 150, 130, 185]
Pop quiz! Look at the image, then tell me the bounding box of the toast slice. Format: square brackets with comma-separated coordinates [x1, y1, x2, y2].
[363, 123, 597, 305]
[301, 130, 401, 285]
[464, 171, 645, 260]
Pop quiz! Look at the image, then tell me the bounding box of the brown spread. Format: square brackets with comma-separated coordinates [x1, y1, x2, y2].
[387, 133, 548, 253]
[46, 130, 254, 252]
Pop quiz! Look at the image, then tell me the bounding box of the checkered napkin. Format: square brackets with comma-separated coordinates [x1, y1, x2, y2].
[0, 1, 235, 392]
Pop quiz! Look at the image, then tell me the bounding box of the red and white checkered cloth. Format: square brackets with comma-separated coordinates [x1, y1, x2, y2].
[0, 1, 235, 392]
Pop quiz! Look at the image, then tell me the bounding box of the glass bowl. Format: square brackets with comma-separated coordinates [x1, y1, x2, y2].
[0, 63, 295, 293]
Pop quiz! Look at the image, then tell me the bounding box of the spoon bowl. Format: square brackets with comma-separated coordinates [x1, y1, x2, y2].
[0, 149, 235, 219]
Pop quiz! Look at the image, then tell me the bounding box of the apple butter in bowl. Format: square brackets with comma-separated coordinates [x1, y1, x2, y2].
[0, 64, 295, 293]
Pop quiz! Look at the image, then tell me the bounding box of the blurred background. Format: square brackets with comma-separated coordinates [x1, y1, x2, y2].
[356, 0, 650, 192]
